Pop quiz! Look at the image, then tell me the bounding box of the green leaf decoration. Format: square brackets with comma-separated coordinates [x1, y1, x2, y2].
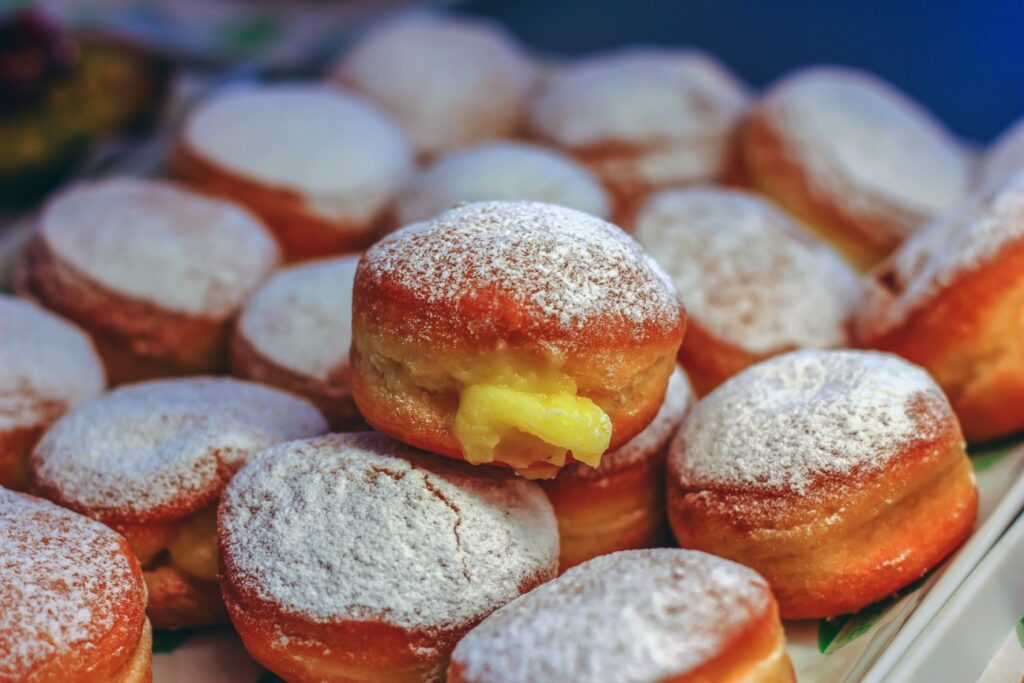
[256, 673, 286, 683]
[817, 575, 929, 654]
[970, 446, 1014, 473]
[217, 16, 281, 56]
[1015, 614, 1024, 650]
[152, 629, 193, 654]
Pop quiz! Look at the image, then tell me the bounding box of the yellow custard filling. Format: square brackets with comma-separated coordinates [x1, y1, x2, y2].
[166, 506, 219, 581]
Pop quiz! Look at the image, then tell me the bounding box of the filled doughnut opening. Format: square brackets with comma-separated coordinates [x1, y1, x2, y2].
[129, 505, 219, 583]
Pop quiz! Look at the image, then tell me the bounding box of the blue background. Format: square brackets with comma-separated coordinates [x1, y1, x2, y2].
[465, 0, 1024, 143]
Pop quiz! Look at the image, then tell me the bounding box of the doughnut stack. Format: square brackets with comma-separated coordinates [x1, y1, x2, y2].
[10, 8, 1024, 683]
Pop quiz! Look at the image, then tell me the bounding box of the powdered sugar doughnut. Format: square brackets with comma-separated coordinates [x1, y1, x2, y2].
[667, 349, 977, 618]
[539, 368, 692, 570]
[741, 66, 972, 269]
[16, 178, 280, 384]
[173, 83, 414, 259]
[0, 489, 151, 683]
[392, 141, 611, 226]
[634, 186, 860, 394]
[30, 377, 328, 629]
[351, 200, 685, 478]
[979, 116, 1024, 191]
[331, 15, 537, 157]
[527, 48, 750, 227]
[448, 549, 793, 683]
[0, 295, 105, 489]
[233, 255, 360, 428]
[218, 432, 558, 683]
[855, 171, 1024, 441]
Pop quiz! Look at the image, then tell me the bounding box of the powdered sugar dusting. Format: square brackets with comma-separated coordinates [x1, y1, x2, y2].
[634, 186, 860, 353]
[0, 489, 143, 679]
[394, 141, 610, 225]
[764, 67, 969, 231]
[31, 377, 328, 521]
[219, 432, 558, 628]
[0, 295, 105, 431]
[40, 178, 280, 316]
[333, 16, 536, 156]
[981, 116, 1024, 190]
[868, 171, 1024, 333]
[672, 350, 947, 494]
[363, 201, 681, 339]
[238, 256, 358, 381]
[186, 84, 413, 225]
[451, 549, 770, 683]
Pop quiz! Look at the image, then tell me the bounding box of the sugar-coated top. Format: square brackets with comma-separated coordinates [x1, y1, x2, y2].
[671, 349, 950, 494]
[863, 171, 1024, 334]
[31, 377, 328, 523]
[0, 489, 144, 681]
[0, 295, 105, 432]
[185, 84, 414, 225]
[40, 178, 280, 316]
[635, 186, 860, 353]
[450, 549, 771, 683]
[360, 201, 682, 347]
[529, 48, 749, 149]
[219, 432, 558, 630]
[394, 141, 611, 225]
[761, 67, 969, 230]
[980, 116, 1024, 191]
[238, 256, 358, 382]
[333, 15, 536, 156]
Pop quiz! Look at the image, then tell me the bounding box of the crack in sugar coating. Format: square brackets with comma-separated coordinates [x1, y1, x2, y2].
[360, 200, 682, 345]
[219, 432, 558, 629]
[451, 549, 771, 683]
[672, 350, 948, 494]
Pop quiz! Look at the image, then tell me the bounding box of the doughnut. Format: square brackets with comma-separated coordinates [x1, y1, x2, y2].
[391, 141, 611, 227]
[29, 377, 328, 630]
[330, 15, 537, 158]
[855, 172, 1024, 441]
[539, 367, 692, 571]
[0, 489, 150, 683]
[15, 178, 280, 384]
[351, 200, 685, 479]
[0, 295, 105, 489]
[667, 349, 978, 619]
[232, 255, 361, 429]
[448, 549, 794, 683]
[979, 116, 1024, 191]
[172, 83, 413, 260]
[634, 186, 860, 395]
[218, 432, 559, 682]
[741, 66, 972, 269]
[527, 48, 750, 227]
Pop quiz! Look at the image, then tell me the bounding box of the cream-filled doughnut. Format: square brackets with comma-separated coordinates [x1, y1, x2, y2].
[0, 489, 151, 683]
[0, 295, 105, 489]
[351, 200, 685, 479]
[232, 255, 360, 428]
[173, 84, 413, 259]
[218, 432, 559, 682]
[16, 178, 280, 384]
[392, 141, 611, 226]
[979, 116, 1024, 191]
[29, 377, 328, 630]
[667, 349, 977, 619]
[855, 171, 1024, 441]
[448, 549, 794, 683]
[633, 185, 860, 394]
[741, 66, 972, 269]
[330, 15, 537, 158]
[527, 48, 750, 226]
[539, 367, 692, 570]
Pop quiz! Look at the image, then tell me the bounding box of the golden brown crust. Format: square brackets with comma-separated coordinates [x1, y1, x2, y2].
[231, 332, 360, 429]
[171, 143, 378, 261]
[0, 423, 46, 490]
[667, 420, 977, 619]
[143, 565, 226, 630]
[855, 237, 1024, 442]
[16, 236, 230, 384]
[677, 319, 775, 397]
[111, 619, 153, 683]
